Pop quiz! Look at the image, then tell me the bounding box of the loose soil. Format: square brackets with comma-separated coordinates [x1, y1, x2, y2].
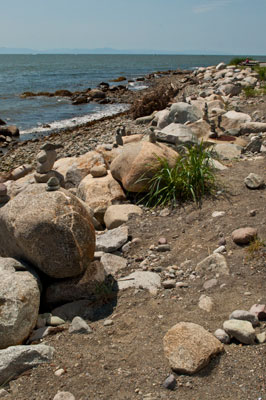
[1, 71, 266, 400]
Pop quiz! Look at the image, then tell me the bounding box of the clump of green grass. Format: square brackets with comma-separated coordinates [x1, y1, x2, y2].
[94, 279, 117, 304]
[254, 66, 266, 81]
[245, 236, 265, 260]
[228, 57, 254, 66]
[243, 86, 260, 98]
[138, 142, 217, 207]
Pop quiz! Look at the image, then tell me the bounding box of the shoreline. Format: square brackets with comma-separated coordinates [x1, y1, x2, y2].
[0, 69, 193, 174]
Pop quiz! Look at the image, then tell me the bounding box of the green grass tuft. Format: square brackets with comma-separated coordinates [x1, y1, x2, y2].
[138, 142, 217, 207]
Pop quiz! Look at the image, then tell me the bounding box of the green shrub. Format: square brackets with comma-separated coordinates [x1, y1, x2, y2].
[254, 66, 266, 81]
[243, 86, 259, 98]
[228, 57, 254, 66]
[138, 142, 216, 207]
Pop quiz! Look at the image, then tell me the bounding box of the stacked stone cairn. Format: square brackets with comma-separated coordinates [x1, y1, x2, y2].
[34, 142, 64, 186]
[0, 183, 9, 206]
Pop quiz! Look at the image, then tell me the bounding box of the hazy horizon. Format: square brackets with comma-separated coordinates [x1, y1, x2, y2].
[1, 0, 266, 55]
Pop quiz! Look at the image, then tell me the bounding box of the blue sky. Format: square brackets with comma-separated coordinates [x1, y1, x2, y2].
[1, 0, 265, 54]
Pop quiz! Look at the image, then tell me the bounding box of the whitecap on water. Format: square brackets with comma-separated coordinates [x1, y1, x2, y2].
[20, 103, 129, 141]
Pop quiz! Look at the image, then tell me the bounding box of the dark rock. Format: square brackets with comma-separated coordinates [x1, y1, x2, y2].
[163, 374, 177, 390]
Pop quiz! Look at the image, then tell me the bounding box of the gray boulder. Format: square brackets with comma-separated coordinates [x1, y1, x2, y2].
[0, 258, 40, 349]
[244, 173, 264, 189]
[0, 344, 54, 385]
[96, 225, 129, 253]
[167, 102, 202, 125]
[156, 123, 198, 146]
[0, 184, 95, 279]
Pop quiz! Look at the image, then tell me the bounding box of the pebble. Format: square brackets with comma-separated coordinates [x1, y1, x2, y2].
[176, 282, 188, 288]
[213, 245, 226, 254]
[256, 332, 266, 344]
[249, 304, 266, 320]
[104, 319, 114, 326]
[158, 237, 167, 245]
[69, 316, 92, 334]
[212, 211, 225, 218]
[162, 279, 176, 289]
[218, 237, 226, 246]
[53, 392, 76, 400]
[198, 295, 214, 312]
[55, 368, 65, 377]
[156, 244, 171, 252]
[249, 209, 257, 217]
[214, 329, 230, 344]
[203, 278, 218, 290]
[162, 374, 177, 390]
[244, 173, 264, 189]
[232, 227, 258, 245]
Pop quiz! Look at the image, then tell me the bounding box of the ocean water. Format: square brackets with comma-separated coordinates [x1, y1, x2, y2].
[0, 54, 265, 139]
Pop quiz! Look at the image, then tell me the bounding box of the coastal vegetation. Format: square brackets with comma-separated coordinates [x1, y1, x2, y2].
[138, 143, 216, 207]
[131, 84, 176, 119]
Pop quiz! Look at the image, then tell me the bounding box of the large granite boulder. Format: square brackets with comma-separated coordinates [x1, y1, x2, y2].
[110, 141, 178, 192]
[0, 184, 95, 279]
[45, 261, 105, 306]
[54, 151, 105, 188]
[0, 258, 40, 349]
[77, 171, 126, 224]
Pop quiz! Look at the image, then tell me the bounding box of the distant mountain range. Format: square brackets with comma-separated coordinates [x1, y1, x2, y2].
[0, 47, 249, 55]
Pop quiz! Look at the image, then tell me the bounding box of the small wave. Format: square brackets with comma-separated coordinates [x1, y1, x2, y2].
[128, 82, 149, 91]
[20, 103, 129, 140]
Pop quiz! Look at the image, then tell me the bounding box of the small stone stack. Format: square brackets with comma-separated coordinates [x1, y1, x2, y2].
[34, 143, 64, 186]
[0, 183, 9, 206]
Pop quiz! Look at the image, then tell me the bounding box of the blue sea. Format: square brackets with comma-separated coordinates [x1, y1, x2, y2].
[1, 54, 266, 138]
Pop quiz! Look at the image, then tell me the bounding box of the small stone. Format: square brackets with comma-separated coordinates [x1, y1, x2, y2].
[46, 176, 60, 191]
[229, 310, 259, 327]
[0, 388, 9, 398]
[159, 208, 170, 217]
[223, 319, 255, 344]
[162, 279, 176, 289]
[212, 211, 225, 218]
[232, 227, 258, 245]
[213, 245, 226, 254]
[47, 316, 65, 326]
[55, 368, 65, 377]
[176, 282, 188, 288]
[158, 237, 167, 245]
[104, 319, 114, 326]
[203, 278, 218, 290]
[249, 304, 266, 320]
[90, 165, 107, 178]
[198, 295, 214, 312]
[69, 317, 92, 334]
[244, 173, 264, 189]
[214, 329, 230, 344]
[53, 392, 76, 400]
[157, 244, 171, 252]
[256, 332, 266, 344]
[162, 374, 177, 390]
[218, 237, 226, 246]
[249, 209, 256, 217]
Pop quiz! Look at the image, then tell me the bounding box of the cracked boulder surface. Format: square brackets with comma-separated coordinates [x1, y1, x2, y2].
[0, 184, 95, 279]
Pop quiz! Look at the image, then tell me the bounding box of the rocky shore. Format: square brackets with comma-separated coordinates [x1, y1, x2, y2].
[0, 62, 265, 400]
